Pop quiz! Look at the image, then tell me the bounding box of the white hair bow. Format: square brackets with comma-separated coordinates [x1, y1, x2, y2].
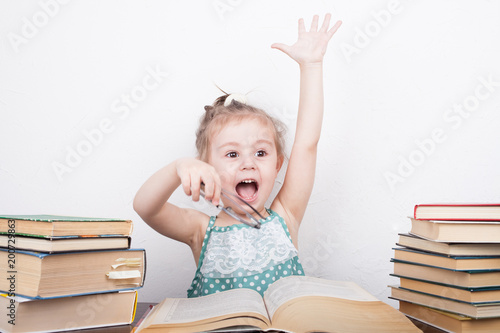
[224, 93, 247, 107]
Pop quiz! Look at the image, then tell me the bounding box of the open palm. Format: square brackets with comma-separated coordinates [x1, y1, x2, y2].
[272, 13, 342, 65]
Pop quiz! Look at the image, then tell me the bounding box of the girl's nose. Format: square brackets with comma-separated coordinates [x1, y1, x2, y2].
[240, 155, 256, 170]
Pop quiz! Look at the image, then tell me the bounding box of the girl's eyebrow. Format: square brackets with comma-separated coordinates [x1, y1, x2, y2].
[217, 139, 274, 150]
[255, 139, 274, 147]
[217, 142, 240, 150]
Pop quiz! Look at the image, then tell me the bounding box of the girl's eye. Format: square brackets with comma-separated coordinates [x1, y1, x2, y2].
[255, 150, 267, 157]
[226, 151, 238, 158]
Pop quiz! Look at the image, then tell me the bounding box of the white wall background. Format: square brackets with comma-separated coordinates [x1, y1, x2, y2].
[1, 0, 499, 306]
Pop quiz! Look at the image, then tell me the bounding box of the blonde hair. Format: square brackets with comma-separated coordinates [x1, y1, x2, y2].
[195, 94, 287, 162]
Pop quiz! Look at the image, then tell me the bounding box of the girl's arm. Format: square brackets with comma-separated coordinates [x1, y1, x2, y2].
[271, 14, 342, 231]
[133, 158, 221, 249]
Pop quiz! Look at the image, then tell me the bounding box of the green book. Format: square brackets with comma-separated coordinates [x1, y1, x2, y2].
[0, 233, 131, 253]
[0, 214, 133, 237]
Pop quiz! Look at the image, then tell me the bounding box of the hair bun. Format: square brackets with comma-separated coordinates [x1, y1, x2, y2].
[224, 93, 247, 107]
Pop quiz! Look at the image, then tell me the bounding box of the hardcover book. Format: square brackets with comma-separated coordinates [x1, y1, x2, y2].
[0, 248, 145, 298]
[398, 277, 500, 304]
[400, 301, 500, 333]
[0, 214, 133, 237]
[0, 290, 137, 333]
[392, 260, 500, 288]
[393, 247, 500, 271]
[390, 286, 500, 319]
[409, 217, 500, 243]
[414, 204, 500, 221]
[397, 233, 500, 257]
[0, 233, 130, 253]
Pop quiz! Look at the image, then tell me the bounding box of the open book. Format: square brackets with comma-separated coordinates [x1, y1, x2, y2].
[135, 276, 421, 333]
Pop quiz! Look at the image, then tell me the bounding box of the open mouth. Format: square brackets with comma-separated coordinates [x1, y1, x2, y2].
[235, 179, 259, 202]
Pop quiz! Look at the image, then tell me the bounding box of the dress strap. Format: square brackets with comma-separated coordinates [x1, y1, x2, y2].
[196, 216, 216, 270]
[266, 208, 294, 243]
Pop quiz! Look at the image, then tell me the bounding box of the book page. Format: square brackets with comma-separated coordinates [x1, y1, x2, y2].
[263, 276, 378, 319]
[151, 289, 269, 325]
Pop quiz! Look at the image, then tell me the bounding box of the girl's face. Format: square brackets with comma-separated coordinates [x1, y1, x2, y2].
[208, 117, 283, 218]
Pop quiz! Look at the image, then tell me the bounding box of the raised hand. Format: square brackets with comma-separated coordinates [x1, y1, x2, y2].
[271, 13, 342, 66]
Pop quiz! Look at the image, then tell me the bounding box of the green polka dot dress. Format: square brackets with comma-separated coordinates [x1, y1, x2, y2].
[187, 209, 304, 298]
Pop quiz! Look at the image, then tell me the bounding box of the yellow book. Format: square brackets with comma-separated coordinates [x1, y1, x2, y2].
[0, 290, 137, 333]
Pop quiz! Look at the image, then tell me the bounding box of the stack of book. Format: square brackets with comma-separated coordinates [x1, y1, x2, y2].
[389, 203, 500, 332]
[0, 214, 146, 333]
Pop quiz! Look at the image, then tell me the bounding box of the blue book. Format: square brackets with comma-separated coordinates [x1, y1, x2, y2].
[392, 260, 500, 288]
[393, 247, 500, 271]
[0, 248, 145, 299]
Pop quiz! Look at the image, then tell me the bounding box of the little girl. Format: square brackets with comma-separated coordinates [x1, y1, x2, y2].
[134, 14, 342, 297]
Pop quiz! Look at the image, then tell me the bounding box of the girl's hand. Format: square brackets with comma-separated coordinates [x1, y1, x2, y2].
[175, 158, 221, 205]
[271, 13, 342, 66]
